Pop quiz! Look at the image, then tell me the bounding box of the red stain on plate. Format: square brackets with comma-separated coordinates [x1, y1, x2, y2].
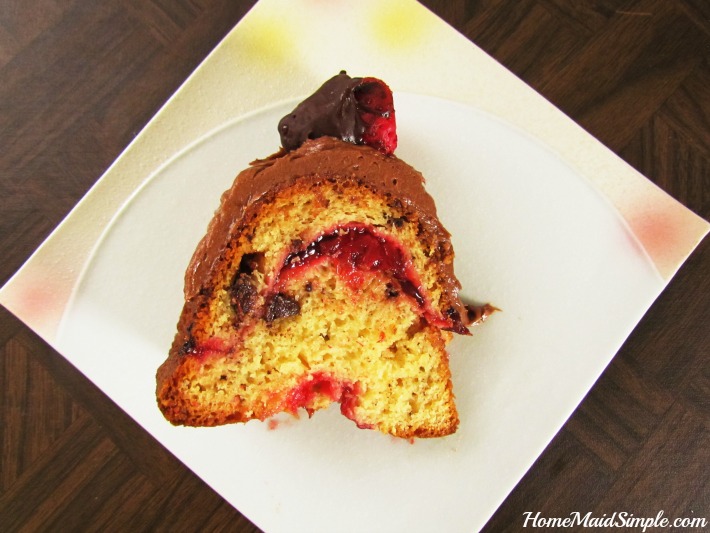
[7, 274, 65, 341]
[628, 207, 686, 279]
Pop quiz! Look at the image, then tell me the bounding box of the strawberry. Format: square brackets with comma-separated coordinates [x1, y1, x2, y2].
[278, 72, 398, 155]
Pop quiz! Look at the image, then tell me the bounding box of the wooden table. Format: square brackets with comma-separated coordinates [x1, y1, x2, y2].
[1, 1, 708, 531]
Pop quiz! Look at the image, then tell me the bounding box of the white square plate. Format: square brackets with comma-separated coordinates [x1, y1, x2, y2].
[2, 1, 707, 532]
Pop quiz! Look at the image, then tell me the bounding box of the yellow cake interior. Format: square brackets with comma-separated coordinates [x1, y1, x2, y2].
[158, 177, 460, 438]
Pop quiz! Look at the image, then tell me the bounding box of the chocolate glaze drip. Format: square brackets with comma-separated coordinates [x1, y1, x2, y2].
[465, 303, 500, 326]
[278, 71, 366, 152]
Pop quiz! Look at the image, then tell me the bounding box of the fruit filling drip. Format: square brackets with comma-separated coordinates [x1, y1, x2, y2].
[275, 224, 455, 330]
[282, 372, 371, 428]
[278, 71, 397, 155]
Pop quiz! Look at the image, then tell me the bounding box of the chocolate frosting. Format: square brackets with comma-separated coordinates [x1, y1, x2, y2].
[184, 137, 468, 330]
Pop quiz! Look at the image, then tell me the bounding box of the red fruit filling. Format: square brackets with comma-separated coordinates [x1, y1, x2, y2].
[275, 223, 455, 330]
[182, 337, 230, 360]
[283, 371, 372, 429]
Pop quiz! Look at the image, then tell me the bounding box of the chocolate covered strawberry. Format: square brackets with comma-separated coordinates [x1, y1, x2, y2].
[278, 71, 398, 155]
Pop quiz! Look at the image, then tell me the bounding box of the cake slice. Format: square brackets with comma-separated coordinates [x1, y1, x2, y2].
[156, 73, 487, 438]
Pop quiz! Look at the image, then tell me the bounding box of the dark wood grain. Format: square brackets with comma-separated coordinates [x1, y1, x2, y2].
[1, 1, 708, 531]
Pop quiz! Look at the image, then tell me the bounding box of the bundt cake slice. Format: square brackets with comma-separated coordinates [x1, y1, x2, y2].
[156, 73, 486, 438]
